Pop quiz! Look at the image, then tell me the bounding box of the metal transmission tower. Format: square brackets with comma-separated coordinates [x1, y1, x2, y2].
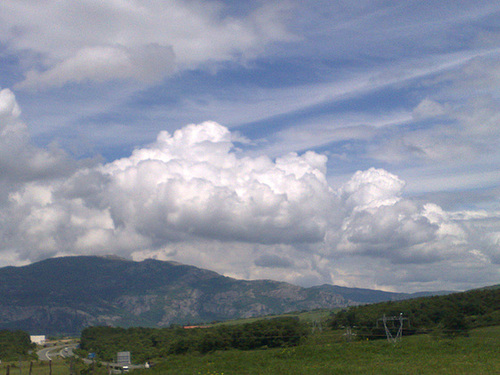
[311, 320, 323, 334]
[343, 326, 357, 342]
[377, 313, 408, 343]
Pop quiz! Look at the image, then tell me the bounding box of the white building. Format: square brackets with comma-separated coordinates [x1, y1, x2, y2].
[30, 335, 46, 345]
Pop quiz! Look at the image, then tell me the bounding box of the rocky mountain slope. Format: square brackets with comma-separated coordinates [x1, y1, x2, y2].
[0, 256, 443, 335]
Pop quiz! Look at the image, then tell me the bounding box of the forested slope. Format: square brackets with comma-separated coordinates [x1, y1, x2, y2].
[330, 286, 500, 336]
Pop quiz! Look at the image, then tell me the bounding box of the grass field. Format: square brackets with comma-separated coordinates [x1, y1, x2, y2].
[209, 309, 334, 327]
[0, 360, 71, 375]
[134, 325, 500, 375]
[0, 359, 119, 375]
[2, 326, 498, 374]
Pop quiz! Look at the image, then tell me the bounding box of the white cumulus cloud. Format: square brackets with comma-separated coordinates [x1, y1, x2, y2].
[0, 90, 499, 291]
[1, 104, 334, 263]
[340, 168, 405, 210]
[101, 121, 333, 245]
[0, 89, 75, 190]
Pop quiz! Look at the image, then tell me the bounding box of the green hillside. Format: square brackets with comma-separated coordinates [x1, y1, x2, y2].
[1, 256, 449, 335]
[132, 326, 500, 375]
[1, 286, 498, 374]
[330, 285, 500, 337]
[72, 286, 500, 373]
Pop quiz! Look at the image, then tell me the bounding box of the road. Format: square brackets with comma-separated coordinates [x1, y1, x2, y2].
[37, 343, 145, 373]
[37, 343, 78, 361]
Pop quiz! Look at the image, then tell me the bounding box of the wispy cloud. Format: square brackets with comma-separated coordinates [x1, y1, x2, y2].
[2, 0, 294, 90]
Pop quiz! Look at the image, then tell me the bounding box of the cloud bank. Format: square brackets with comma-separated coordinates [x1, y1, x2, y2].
[1, 89, 498, 292]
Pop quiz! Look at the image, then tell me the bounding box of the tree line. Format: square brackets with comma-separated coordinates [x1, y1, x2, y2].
[330, 286, 500, 338]
[0, 330, 35, 361]
[79, 317, 308, 363]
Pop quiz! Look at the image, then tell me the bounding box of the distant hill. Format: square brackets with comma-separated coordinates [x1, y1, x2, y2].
[0, 256, 450, 335]
[330, 284, 500, 336]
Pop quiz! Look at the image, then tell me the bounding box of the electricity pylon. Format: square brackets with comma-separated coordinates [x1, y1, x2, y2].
[377, 313, 408, 343]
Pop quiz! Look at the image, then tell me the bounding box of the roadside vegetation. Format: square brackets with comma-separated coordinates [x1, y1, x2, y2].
[0, 330, 35, 361]
[79, 317, 307, 363]
[0, 358, 94, 375]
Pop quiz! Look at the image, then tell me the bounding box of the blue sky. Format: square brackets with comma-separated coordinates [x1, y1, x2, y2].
[0, 0, 499, 292]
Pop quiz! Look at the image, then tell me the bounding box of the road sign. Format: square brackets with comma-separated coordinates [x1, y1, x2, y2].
[117, 351, 131, 365]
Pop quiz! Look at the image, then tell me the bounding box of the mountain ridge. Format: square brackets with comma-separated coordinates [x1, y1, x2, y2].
[0, 256, 451, 335]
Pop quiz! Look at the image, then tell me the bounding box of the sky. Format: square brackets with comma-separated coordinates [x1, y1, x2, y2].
[0, 0, 499, 293]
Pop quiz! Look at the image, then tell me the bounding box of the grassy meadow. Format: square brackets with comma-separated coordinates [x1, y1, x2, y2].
[210, 309, 334, 327]
[130, 325, 500, 375]
[0, 359, 72, 375]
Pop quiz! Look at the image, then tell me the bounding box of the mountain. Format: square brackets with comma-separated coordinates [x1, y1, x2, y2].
[0, 256, 448, 335]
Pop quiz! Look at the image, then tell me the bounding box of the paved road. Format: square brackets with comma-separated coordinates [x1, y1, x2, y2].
[37, 343, 78, 361]
[37, 343, 145, 372]
[36, 346, 54, 361]
[81, 358, 145, 373]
